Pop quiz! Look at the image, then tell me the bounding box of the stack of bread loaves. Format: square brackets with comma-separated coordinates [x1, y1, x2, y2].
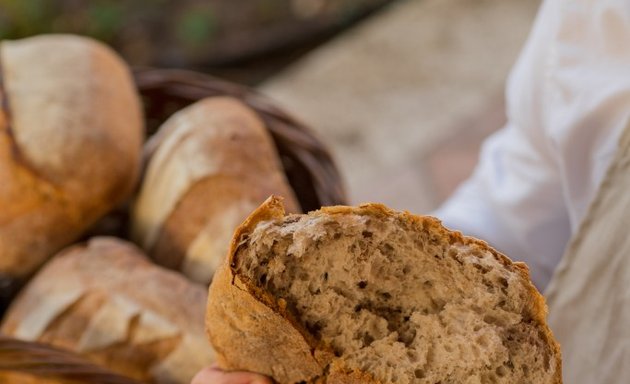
[0, 33, 308, 384]
[0, 35, 208, 383]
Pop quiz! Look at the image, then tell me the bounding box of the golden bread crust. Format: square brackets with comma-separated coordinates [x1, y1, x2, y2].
[0, 34, 143, 281]
[2, 238, 214, 384]
[132, 97, 298, 284]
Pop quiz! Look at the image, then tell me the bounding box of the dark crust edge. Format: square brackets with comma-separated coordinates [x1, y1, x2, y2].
[227, 196, 562, 383]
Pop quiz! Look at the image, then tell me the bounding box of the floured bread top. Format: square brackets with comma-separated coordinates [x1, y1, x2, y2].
[1, 238, 215, 384]
[131, 97, 299, 284]
[230, 202, 562, 383]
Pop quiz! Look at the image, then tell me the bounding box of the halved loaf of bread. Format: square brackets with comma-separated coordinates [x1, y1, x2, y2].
[206, 196, 562, 383]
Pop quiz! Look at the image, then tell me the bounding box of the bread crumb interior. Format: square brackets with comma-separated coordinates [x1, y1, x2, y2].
[234, 213, 556, 383]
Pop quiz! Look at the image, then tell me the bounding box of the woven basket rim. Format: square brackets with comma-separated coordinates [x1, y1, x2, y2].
[0, 336, 141, 384]
[133, 67, 347, 211]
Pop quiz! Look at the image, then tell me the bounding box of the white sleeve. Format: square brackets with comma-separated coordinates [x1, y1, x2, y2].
[433, 120, 571, 289]
[434, 0, 630, 290]
[433, 0, 574, 289]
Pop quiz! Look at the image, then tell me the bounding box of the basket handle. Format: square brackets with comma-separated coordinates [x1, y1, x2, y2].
[0, 336, 142, 384]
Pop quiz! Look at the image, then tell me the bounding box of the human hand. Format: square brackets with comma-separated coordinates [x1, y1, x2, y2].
[191, 364, 272, 384]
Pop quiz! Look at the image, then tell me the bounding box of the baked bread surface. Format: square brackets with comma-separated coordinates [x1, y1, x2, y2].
[206, 197, 562, 383]
[132, 97, 298, 284]
[1, 237, 214, 384]
[0, 34, 143, 282]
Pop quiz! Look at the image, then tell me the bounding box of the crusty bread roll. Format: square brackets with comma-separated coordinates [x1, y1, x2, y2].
[0, 35, 143, 286]
[206, 197, 562, 383]
[131, 97, 299, 284]
[1, 238, 215, 384]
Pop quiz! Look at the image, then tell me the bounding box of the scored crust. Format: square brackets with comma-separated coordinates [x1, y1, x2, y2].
[2, 238, 215, 384]
[131, 97, 299, 284]
[205, 196, 562, 383]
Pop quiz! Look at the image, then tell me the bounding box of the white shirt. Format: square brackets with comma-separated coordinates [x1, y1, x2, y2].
[434, 0, 630, 290]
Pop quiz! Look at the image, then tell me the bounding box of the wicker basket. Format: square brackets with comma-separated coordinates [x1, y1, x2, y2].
[0, 69, 347, 383]
[135, 67, 346, 212]
[0, 337, 141, 384]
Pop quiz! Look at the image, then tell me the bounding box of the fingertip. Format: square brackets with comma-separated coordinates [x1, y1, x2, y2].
[190, 366, 272, 384]
[249, 379, 273, 384]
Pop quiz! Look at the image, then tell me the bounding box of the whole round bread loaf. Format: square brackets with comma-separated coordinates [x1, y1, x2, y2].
[131, 97, 299, 284]
[1, 238, 215, 384]
[206, 197, 562, 383]
[0, 34, 143, 287]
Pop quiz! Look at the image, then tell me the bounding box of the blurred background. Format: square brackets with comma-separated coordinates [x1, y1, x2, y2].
[0, 0, 540, 213]
[0, 0, 390, 84]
